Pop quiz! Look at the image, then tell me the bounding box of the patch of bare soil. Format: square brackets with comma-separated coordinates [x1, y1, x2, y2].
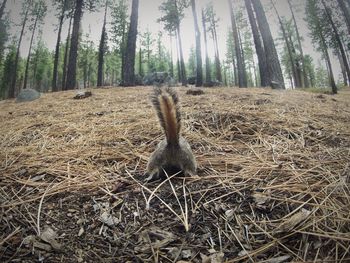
[1, 87, 349, 262]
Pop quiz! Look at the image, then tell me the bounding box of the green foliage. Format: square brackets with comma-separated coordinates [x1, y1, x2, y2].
[187, 46, 196, 77]
[110, 0, 128, 51]
[158, 0, 189, 32]
[0, 45, 16, 99]
[30, 40, 53, 91]
[78, 36, 97, 87]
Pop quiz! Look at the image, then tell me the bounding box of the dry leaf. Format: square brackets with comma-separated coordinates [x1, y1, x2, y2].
[274, 209, 311, 233]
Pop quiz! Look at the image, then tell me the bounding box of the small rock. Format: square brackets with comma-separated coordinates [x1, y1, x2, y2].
[16, 89, 41, 102]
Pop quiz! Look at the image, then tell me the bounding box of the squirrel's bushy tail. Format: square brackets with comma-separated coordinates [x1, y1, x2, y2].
[151, 87, 181, 145]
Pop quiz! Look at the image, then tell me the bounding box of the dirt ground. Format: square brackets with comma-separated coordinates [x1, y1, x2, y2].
[0, 86, 349, 262]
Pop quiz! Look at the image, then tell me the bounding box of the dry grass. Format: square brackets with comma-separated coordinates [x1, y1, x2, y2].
[0, 86, 349, 262]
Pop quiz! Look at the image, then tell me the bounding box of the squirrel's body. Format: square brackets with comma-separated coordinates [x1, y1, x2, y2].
[146, 87, 196, 181]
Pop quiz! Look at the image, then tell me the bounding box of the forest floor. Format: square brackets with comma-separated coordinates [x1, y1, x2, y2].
[0, 86, 350, 263]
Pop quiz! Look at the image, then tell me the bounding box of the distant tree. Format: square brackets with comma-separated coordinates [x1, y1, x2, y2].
[0, 44, 16, 99]
[79, 36, 97, 88]
[190, 0, 202, 86]
[271, 1, 300, 88]
[23, 0, 47, 90]
[159, 0, 189, 86]
[228, 0, 247, 87]
[305, 0, 337, 93]
[140, 29, 155, 73]
[201, 8, 211, 85]
[287, 0, 309, 88]
[0, 11, 8, 67]
[0, 0, 7, 20]
[122, 0, 139, 86]
[52, 0, 72, 92]
[336, 0, 350, 35]
[204, 4, 222, 83]
[31, 40, 53, 92]
[9, 0, 32, 98]
[321, 0, 350, 85]
[187, 46, 196, 77]
[110, 0, 128, 80]
[245, 0, 267, 87]
[97, 0, 108, 87]
[62, 16, 72, 90]
[251, 0, 285, 89]
[226, 31, 238, 86]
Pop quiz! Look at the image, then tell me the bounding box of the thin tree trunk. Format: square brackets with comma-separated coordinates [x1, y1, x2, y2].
[121, 21, 126, 80]
[169, 34, 174, 78]
[245, 0, 268, 87]
[122, 0, 139, 86]
[322, 0, 350, 85]
[228, 0, 247, 87]
[175, 30, 181, 82]
[23, 15, 39, 90]
[177, 25, 187, 86]
[139, 47, 143, 77]
[337, 49, 348, 85]
[212, 23, 222, 83]
[191, 0, 203, 86]
[202, 8, 211, 85]
[62, 15, 72, 91]
[52, 0, 67, 92]
[271, 1, 299, 88]
[9, 2, 31, 98]
[287, 0, 309, 88]
[0, 0, 7, 21]
[97, 0, 108, 87]
[66, 0, 83, 90]
[251, 0, 285, 89]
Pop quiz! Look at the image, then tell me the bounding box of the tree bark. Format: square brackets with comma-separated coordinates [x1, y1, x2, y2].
[97, 0, 108, 87]
[228, 0, 247, 87]
[169, 34, 174, 78]
[23, 15, 39, 90]
[211, 21, 222, 83]
[322, 0, 350, 85]
[9, 2, 30, 98]
[202, 8, 211, 85]
[62, 15, 72, 90]
[66, 0, 83, 90]
[245, 0, 268, 87]
[251, 0, 285, 89]
[287, 0, 309, 88]
[191, 0, 203, 86]
[122, 0, 139, 86]
[52, 0, 67, 92]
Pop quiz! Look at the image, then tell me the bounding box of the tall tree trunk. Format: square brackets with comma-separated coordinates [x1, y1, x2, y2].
[212, 23, 222, 83]
[66, 0, 83, 90]
[337, 0, 350, 35]
[23, 15, 39, 90]
[169, 33, 174, 78]
[175, 31, 181, 82]
[322, 0, 350, 85]
[97, 0, 108, 87]
[0, 0, 7, 21]
[52, 0, 67, 92]
[62, 16, 72, 91]
[122, 0, 139, 86]
[245, 0, 268, 87]
[271, 1, 299, 88]
[177, 25, 187, 86]
[287, 0, 309, 87]
[191, 0, 203, 86]
[251, 0, 285, 89]
[228, 0, 247, 87]
[202, 9, 211, 85]
[139, 47, 143, 77]
[337, 49, 348, 85]
[121, 21, 126, 80]
[9, 2, 30, 98]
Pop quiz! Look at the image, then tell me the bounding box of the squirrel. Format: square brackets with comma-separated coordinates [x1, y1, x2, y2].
[146, 86, 197, 181]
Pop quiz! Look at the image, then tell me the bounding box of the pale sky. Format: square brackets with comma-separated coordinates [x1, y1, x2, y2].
[5, 0, 343, 82]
